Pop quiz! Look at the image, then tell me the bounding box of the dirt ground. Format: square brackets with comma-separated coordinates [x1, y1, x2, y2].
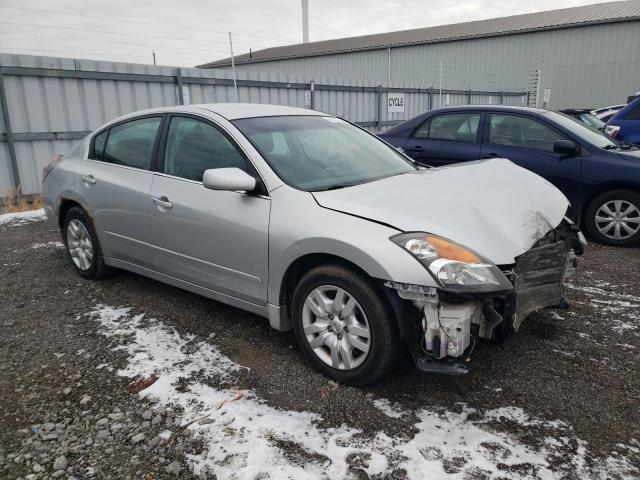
[1, 214, 639, 479]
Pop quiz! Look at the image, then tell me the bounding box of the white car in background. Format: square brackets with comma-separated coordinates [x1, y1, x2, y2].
[591, 104, 626, 123]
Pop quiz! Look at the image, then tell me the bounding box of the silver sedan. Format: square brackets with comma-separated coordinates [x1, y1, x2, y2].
[42, 103, 584, 384]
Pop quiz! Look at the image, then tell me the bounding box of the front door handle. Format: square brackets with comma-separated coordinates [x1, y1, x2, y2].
[80, 174, 96, 184]
[406, 145, 425, 152]
[482, 152, 499, 158]
[152, 196, 173, 209]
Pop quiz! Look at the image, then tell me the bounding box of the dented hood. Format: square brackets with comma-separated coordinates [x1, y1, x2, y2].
[312, 158, 569, 265]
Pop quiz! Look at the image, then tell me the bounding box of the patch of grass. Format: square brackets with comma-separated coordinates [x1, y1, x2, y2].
[1, 188, 43, 214]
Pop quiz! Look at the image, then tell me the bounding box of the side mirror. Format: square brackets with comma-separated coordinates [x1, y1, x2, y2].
[203, 168, 256, 192]
[553, 139, 578, 156]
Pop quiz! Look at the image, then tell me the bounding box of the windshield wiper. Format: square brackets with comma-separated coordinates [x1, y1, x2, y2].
[604, 143, 638, 150]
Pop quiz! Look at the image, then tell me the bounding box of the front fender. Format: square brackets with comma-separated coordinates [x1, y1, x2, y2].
[267, 187, 436, 306]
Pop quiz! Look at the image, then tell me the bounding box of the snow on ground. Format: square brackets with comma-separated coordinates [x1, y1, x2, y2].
[31, 241, 64, 249]
[89, 304, 639, 480]
[567, 283, 640, 334]
[0, 208, 46, 226]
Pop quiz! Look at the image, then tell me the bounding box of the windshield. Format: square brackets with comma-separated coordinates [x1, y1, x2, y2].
[233, 116, 416, 191]
[543, 111, 619, 148]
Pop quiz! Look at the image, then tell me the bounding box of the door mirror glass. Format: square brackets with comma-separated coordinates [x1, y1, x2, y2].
[553, 139, 578, 156]
[203, 167, 256, 192]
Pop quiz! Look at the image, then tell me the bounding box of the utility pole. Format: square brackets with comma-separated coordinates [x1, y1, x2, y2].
[439, 59, 443, 107]
[301, 0, 309, 43]
[152, 50, 156, 65]
[228, 32, 239, 102]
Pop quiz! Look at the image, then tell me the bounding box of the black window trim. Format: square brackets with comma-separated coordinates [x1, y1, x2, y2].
[484, 111, 582, 154]
[87, 113, 167, 172]
[156, 112, 269, 196]
[411, 111, 485, 144]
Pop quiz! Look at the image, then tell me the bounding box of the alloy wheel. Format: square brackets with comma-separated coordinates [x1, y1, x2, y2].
[301, 285, 371, 370]
[595, 200, 640, 240]
[66, 219, 93, 270]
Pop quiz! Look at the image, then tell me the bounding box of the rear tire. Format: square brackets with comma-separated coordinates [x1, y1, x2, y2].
[62, 207, 114, 279]
[291, 264, 402, 385]
[584, 190, 640, 247]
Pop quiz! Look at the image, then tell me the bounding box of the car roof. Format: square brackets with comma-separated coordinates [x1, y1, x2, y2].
[423, 105, 548, 115]
[559, 109, 594, 114]
[196, 103, 329, 120]
[103, 103, 330, 127]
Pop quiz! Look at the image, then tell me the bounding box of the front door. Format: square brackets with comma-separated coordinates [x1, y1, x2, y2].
[481, 113, 582, 213]
[78, 116, 163, 268]
[402, 111, 482, 166]
[149, 115, 270, 304]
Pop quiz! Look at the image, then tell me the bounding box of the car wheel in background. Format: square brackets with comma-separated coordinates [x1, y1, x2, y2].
[63, 206, 114, 279]
[292, 264, 402, 385]
[584, 190, 640, 247]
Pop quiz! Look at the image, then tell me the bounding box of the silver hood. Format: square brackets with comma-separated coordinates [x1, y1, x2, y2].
[312, 158, 569, 265]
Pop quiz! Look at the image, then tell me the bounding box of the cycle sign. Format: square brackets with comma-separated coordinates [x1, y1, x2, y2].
[387, 93, 405, 113]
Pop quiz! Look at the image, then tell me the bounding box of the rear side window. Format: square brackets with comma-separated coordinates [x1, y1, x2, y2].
[489, 114, 565, 153]
[413, 113, 480, 143]
[163, 117, 247, 181]
[101, 117, 161, 170]
[90, 130, 108, 160]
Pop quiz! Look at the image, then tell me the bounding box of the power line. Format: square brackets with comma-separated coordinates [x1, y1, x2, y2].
[0, 20, 266, 50]
[2, 47, 212, 63]
[0, 30, 233, 56]
[0, 3, 298, 44]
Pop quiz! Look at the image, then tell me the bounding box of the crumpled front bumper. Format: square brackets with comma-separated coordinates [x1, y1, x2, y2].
[384, 221, 585, 375]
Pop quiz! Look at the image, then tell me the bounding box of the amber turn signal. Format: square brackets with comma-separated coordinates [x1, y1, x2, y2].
[424, 236, 481, 264]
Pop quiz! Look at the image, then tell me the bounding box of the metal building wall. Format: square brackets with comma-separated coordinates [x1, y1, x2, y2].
[0, 54, 525, 195]
[231, 21, 640, 108]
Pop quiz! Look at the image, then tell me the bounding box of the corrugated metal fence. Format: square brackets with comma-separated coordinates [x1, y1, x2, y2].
[0, 54, 529, 195]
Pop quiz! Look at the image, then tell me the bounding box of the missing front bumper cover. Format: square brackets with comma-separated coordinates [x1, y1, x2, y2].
[385, 224, 580, 374]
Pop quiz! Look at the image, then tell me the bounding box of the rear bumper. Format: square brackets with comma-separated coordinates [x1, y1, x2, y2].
[386, 221, 584, 375]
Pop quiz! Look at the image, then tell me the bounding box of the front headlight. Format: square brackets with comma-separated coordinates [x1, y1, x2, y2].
[391, 233, 513, 293]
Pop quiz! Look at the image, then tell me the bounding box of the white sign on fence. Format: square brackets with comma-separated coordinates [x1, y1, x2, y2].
[387, 93, 405, 113]
[543, 88, 551, 104]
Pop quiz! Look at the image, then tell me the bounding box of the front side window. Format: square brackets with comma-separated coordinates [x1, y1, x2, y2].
[489, 114, 565, 153]
[90, 130, 108, 160]
[624, 102, 640, 120]
[414, 113, 480, 143]
[163, 117, 247, 182]
[102, 117, 161, 170]
[233, 116, 415, 191]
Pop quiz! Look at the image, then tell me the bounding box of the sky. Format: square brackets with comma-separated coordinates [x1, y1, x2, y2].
[0, 0, 621, 68]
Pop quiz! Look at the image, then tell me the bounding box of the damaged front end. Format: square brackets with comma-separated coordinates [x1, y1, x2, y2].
[385, 220, 585, 375]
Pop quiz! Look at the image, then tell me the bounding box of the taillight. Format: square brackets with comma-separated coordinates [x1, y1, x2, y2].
[604, 125, 621, 138]
[42, 154, 63, 181]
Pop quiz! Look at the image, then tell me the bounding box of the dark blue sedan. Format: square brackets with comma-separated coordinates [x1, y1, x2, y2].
[379, 106, 640, 247]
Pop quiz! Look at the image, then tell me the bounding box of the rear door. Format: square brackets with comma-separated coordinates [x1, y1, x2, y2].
[480, 112, 582, 209]
[402, 111, 483, 166]
[148, 114, 270, 304]
[78, 115, 163, 268]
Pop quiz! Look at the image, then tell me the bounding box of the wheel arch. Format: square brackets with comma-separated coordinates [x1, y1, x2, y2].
[277, 253, 378, 320]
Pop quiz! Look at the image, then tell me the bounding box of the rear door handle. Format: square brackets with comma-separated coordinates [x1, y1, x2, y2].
[80, 174, 96, 184]
[406, 145, 425, 152]
[152, 196, 173, 209]
[482, 153, 499, 158]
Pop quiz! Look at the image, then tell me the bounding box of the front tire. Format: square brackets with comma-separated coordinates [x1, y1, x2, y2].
[584, 190, 640, 247]
[291, 264, 402, 385]
[63, 207, 114, 279]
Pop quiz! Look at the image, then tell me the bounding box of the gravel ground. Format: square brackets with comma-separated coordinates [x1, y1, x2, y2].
[1, 214, 639, 479]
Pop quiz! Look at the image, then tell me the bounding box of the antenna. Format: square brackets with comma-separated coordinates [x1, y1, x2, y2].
[301, 0, 309, 43]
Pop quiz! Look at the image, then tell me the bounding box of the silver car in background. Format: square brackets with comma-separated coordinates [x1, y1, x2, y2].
[42, 104, 584, 384]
